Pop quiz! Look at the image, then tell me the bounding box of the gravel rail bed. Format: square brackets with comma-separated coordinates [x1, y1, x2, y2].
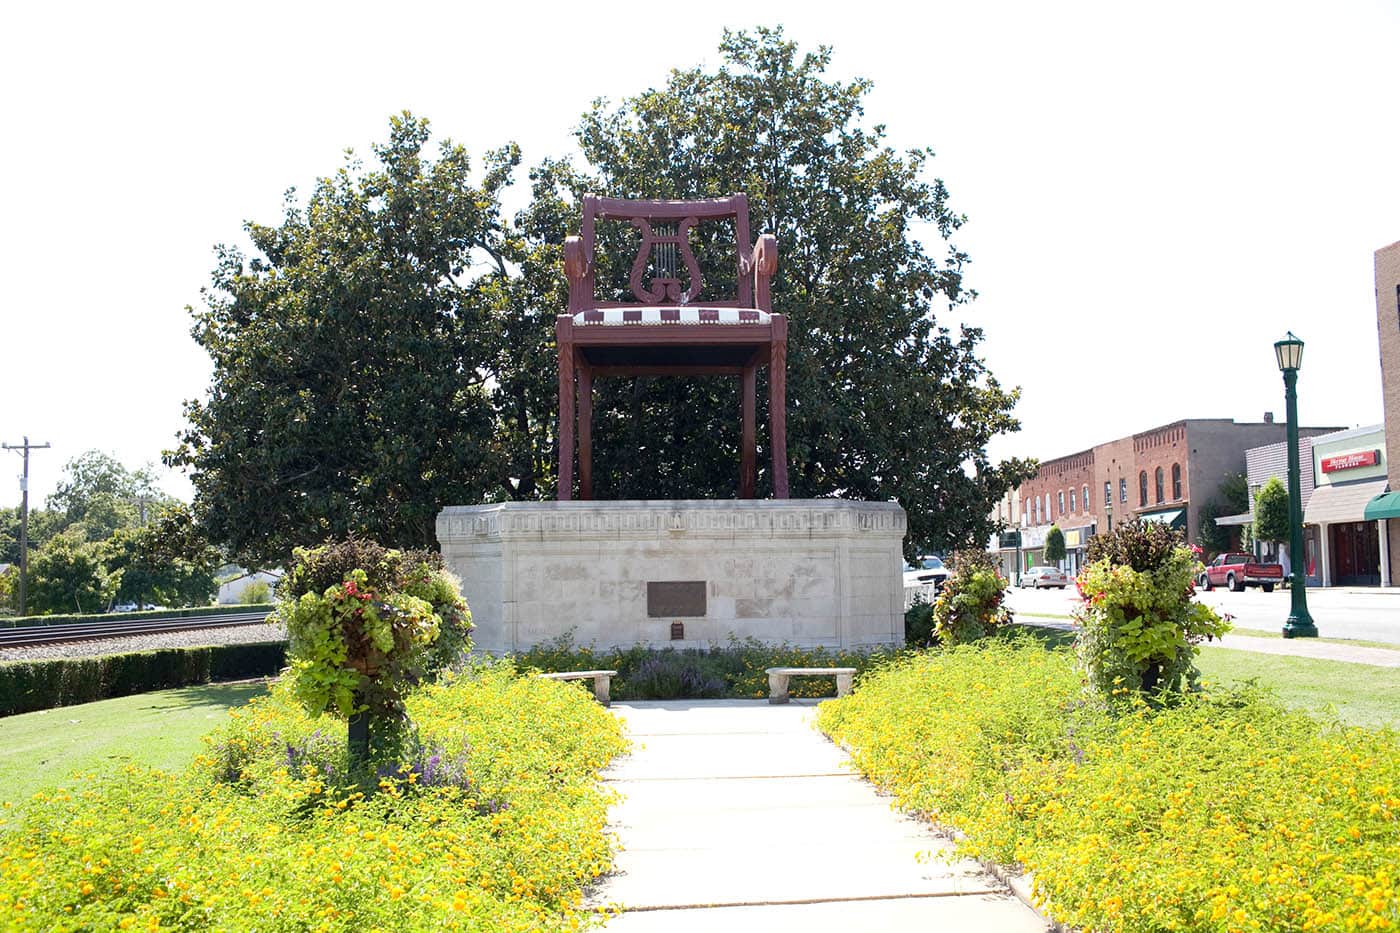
[0, 622, 288, 662]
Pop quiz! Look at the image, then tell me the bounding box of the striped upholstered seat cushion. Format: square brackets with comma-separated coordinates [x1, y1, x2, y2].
[573, 308, 771, 325]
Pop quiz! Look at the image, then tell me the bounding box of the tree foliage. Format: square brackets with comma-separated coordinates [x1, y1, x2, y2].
[1196, 471, 1249, 557]
[102, 506, 221, 609]
[1253, 477, 1290, 543]
[26, 532, 119, 615]
[1217, 471, 1249, 515]
[0, 506, 62, 566]
[168, 116, 514, 567]
[1195, 501, 1232, 556]
[47, 450, 173, 543]
[1044, 524, 1066, 564]
[172, 29, 1033, 566]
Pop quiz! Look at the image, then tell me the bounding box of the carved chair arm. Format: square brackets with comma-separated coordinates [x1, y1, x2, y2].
[752, 234, 778, 278]
[564, 236, 592, 312]
[564, 236, 589, 281]
[752, 234, 777, 312]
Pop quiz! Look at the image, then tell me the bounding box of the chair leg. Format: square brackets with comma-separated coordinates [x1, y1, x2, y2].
[769, 320, 790, 499]
[578, 356, 593, 501]
[556, 320, 575, 501]
[741, 365, 756, 499]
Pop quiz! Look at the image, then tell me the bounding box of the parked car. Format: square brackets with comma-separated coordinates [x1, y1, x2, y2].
[1019, 566, 1069, 589]
[1024, 563, 1064, 585]
[903, 556, 950, 591]
[1198, 553, 1284, 592]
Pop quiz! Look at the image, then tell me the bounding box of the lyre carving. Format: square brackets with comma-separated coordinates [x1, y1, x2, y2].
[628, 217, 702, 304]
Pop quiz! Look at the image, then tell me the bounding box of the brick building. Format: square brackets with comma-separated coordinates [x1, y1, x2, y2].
[1369, 239, 1400, 584]
[1001, 418, 1342, 574]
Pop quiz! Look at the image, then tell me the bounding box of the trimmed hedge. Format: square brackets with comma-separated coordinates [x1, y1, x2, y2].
[0, 642, 286, 716]
[0, 604, 275, 629]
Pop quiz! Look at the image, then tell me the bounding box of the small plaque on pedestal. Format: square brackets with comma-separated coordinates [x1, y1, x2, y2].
[648, 581, 706, 617]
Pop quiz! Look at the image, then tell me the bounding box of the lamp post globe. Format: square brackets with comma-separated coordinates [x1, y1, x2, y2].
[1275, 331, 1317, 638]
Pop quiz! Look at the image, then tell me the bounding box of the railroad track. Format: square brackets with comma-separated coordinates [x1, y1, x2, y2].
[0, 612, 275, 648]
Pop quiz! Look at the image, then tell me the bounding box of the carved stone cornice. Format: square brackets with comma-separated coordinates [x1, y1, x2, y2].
[437, 499, 906, 543]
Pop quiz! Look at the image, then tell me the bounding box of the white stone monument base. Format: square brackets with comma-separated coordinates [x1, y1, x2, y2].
[435, 499, 906, 653]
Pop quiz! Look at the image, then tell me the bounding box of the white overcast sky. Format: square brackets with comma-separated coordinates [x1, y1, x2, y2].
[2, 0, 1397, 508]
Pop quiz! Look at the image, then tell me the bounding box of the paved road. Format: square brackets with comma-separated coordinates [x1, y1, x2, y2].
[593, 700, 1047, 932]
[1007, 584, 1400, 645]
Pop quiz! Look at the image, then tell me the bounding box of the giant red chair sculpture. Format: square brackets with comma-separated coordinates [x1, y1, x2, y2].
[557, 193, 788, 500]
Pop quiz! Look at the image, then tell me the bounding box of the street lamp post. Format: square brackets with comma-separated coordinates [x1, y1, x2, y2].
[1275, 332, 1317, 638]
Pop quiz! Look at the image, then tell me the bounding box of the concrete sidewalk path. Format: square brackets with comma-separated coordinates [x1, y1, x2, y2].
[591, 699, 1048, 932]
[1214, 633, 1400, 667]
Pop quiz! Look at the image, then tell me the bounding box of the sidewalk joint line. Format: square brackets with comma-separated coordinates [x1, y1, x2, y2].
[593, 889, 1006, 913]
[604, 772, 850, 782]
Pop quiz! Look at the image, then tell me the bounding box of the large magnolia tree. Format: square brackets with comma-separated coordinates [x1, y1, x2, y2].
[170, 28, 1034, 567]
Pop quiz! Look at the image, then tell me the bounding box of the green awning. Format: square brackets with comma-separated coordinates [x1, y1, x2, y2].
[1364, 491, 1400, 520]
[1139, 509, 1186, 529]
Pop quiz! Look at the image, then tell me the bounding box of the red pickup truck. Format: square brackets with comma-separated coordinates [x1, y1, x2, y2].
[1198, 553, 1285, 592]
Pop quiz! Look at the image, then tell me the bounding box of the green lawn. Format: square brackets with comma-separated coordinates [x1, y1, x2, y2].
[1007, 624, 1399, 727]
[1195, 647, 1400, 729]
[0, 681, 267, 814]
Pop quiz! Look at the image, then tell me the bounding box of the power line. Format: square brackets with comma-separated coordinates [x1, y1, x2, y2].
[3, 436, 51, 616]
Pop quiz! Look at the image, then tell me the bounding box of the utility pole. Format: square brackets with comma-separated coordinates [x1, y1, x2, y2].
[3, 436, 51, 617]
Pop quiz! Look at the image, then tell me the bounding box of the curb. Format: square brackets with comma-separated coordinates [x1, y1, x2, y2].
[975, 858, 1068, 932]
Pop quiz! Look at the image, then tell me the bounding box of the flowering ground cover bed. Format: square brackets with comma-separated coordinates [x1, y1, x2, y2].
[817, 638, 1400, 932]
[0, 663, 628, 930]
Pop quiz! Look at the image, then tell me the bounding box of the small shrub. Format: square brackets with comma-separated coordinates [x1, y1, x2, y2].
[239, 579, 272, 604]
[1076, 520, 1228, 699]
[1043, 524, 1066, 564]
[904, 599, 936, 647]
[625, 652, 727, 699]
[930, 549, 1012, 645]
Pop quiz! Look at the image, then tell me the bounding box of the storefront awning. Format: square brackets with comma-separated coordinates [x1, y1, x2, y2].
[1364, 491, 1400, 521]
[1303, 479, 1388, 525]
[1213, 511, 1253, 527]
[1139, 509, 1185, 529]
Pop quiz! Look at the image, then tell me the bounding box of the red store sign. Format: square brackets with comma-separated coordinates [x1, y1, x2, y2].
[1320, 449, 1380, 473]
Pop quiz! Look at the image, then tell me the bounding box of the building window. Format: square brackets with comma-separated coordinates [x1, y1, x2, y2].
[1155, 467, 1165, 504]
[1083, 485, 1090, 514]
[1104, 481, 1111, 506]
[1171, 463, 1182, 500]
[1070, 490, 1076, 513]
[1058, 491, 1065, 515]
[1119, 478, 1127, 504]
[1139, 471, 1148, 507]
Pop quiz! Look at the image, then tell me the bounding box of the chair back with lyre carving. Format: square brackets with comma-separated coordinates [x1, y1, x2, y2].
[564, 194, 775, 315]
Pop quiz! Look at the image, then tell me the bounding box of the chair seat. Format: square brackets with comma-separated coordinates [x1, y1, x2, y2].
[574, 307, 771, 325]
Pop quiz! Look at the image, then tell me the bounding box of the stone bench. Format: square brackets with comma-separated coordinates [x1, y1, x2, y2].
[765, 667, 857, 704]
[538, 670, 618, 706]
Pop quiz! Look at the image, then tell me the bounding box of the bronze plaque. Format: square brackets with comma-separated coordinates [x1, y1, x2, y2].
[670, 622, 685, 640]
[647, 581, 706, 617]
